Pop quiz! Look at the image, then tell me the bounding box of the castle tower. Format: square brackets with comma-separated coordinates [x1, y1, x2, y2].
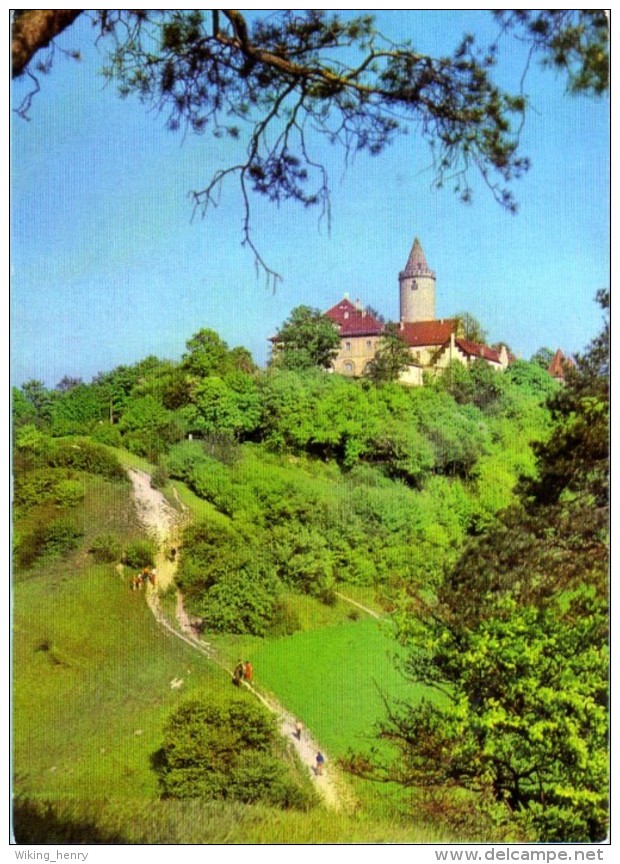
[399, 237, 436, 323]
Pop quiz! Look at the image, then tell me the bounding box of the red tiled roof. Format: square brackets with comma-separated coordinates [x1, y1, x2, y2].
[325, 298, 384, 337]
[455, 339, 503, 363]
[399, 319, 457, 347]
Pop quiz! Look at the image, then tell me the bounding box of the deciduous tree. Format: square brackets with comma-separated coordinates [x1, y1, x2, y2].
[366, 323, 412, 384]
[270, 306, 340, 371]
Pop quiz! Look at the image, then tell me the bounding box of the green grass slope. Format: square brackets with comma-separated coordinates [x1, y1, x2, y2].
[13, 558, 230, 801]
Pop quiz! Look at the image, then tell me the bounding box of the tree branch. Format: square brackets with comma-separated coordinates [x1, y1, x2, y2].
[12, 10, 84, 79]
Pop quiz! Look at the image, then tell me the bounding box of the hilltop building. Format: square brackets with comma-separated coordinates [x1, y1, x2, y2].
[327, 237, 511, 384]
[547, 348, 575, 382]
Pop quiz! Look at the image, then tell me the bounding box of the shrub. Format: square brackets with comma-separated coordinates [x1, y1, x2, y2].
[268, 600, 301, 636]
[123, 538, 156, 569]
[54, 479, 85, 507]
[157, 698, 315, 810]
[163, 440, 210, 481]
[91, 423, 122, 448]
[13, 468, 59, 509]
[90, 533, 123, 563]
[197, 567, 282, 636]
[150, 465, 169, 489]
[16, 518, 83, 567]
[43, 518, 83, 555]
[49, 439, 125, 480]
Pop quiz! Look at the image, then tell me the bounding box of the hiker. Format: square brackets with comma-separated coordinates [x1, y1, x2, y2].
[294, 721, 303, 740]
[232, 660, 245, 686]
[132, 573, 143, 590]
[149, 567, 157, 587]
[244, 660, 253, 682]
[315, 751, 325, 776]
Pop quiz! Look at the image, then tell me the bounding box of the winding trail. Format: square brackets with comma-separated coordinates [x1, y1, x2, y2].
[127, 468, 353, 813]
[334, 591, 382, 620]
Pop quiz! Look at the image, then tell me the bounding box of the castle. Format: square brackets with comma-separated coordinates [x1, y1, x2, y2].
[326, 237, 511, 384]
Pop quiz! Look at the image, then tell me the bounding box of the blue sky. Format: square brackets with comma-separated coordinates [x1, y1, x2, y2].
[11, 10, 610, 388]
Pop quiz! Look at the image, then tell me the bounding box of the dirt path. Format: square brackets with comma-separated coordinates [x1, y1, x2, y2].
[127, 468, 352, 812]
[334, 591, 382, 620]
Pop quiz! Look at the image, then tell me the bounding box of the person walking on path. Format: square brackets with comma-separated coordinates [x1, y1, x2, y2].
[294, 721, 303, 740]
[233, 659, 245, 686]
[315, 751, 325, 776]
[244, 660, 253, 682]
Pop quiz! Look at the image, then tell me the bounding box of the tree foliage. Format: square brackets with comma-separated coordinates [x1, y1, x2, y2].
[270, 306, 341, 371]
[493, 10, 609, 96]
[156, 698, 315, 809]
[455, 312, 488, 344]
[365, 323, 412, 384]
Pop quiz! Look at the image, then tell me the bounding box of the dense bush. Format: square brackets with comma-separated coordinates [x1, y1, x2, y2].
[90, 423, 122, 448]
[48, 439, 126, 480]
[90, 533, 123, 563]
[13, 468, 60, 510]
[157, 698, 315, 810]
[197, 567, 283, 636]
[54, 479, 85, 507]
[150, 465, 169, 489]
[16, 518, 84, 568]
[122, 538, 156, 569]
[177, 520, 282, 635]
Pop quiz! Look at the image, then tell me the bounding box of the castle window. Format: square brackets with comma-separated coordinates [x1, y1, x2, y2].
[411, 280, 418, 291]
[344, 362, 354, 375]
[345, 341, 351, 351]
[366, 340, 372, 349]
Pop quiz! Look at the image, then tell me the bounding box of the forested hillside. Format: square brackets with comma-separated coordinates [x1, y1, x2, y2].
[12, 300, 608, 843]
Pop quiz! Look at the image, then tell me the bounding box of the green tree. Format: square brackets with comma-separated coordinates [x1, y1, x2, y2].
[455, 312, 488, 344]
[13, 11, 608, 280]
[118, 395, 183, 457]
[193, 373, 261, 439]
[530, 347, 555, 369]
[493, 10, 609, 96]
[366, 323, 412, 384]
[182, 328, 231, 379]
[49, 383, 108, 435]
[12, 387, 38, 428]
[19, 379, 55, 424]
[271, 306, 340, 371]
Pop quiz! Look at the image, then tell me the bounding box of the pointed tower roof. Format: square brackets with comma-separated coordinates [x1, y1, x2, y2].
[401, 237, 435, 278]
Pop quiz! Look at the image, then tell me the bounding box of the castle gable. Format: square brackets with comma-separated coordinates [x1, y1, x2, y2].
[325, 298, 384, 337]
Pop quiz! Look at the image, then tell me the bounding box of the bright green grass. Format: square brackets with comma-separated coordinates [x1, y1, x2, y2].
[213, 617, 437, 759]
[13, 561, 231, 801]
[282, 591, 375, 631]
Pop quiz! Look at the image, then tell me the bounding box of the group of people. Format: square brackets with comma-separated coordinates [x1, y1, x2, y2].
[232, 659, 253, 686]
[131, 567, 157, 591]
